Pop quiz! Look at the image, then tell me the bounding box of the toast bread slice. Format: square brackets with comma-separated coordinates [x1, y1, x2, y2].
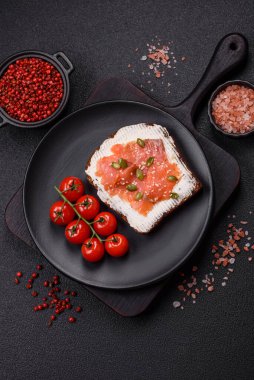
[85, 123, 202, 233]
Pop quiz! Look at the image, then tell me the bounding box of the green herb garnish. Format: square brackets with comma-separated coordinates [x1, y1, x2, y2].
[170, 192, 179, 199]
[136, 168, 144, 180]
[135, 192, 143, 201]
[137, 138, 145, 148]
[118, 158, 128, 169]
[167, 175, 178, 182]
[111, 162, 121, 169]
[146, 157, 154, 167]
[126, 184, 138, 191]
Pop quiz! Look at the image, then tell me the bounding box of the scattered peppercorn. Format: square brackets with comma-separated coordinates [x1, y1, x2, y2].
[14, 269, 85, 327]
[68, 316, 76, 323]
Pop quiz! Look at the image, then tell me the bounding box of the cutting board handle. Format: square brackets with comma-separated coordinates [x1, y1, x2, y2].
[170, 33, 248, 123]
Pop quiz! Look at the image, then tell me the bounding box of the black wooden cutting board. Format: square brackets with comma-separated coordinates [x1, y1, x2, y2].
[5, 33, 248, 316]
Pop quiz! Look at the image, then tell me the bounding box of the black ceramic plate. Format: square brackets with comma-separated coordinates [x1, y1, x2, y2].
[23, 101, 213, 289]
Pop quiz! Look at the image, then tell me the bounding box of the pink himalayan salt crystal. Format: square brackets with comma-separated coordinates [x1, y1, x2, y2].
[173, 301, 181, 308]
[212, 84, 254, 134]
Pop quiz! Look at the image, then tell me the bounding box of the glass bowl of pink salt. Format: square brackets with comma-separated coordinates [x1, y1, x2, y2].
[208, 80, 254, 137]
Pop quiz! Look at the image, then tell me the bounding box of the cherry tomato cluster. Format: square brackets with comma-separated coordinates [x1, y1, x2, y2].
[49, 176, 129, 262]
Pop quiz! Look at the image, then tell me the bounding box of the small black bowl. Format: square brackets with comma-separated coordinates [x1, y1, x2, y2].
[208, 80, 254, 138]
[0, 50, 74, 129]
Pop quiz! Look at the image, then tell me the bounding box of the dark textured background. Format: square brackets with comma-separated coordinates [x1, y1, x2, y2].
[1, 1, 254, 379]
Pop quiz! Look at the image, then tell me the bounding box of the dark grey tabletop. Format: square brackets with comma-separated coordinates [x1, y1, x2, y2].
[1, 1, 254, 379]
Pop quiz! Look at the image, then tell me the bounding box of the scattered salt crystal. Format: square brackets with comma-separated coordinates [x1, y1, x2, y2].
[140, 56, 147, 61]
[222, 282, 226, 287]
[173, 301, 181, 308]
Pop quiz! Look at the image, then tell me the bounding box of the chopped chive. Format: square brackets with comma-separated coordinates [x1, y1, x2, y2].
[126, 184, 137, 191]
[170, 192, 179, 199]
[111, 162, 121, 169]
[167, 175, 178, 182]
[135, 192, 143, 201]
[137, 138, 145, 148]
[136, 168, 144, 180]
[146, 157, 154, 167]
[118, 158, 128, 168]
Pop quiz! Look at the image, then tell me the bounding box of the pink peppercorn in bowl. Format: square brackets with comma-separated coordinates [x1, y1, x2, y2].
[0, 50, 74, 128]
[208, 80, 254, 137]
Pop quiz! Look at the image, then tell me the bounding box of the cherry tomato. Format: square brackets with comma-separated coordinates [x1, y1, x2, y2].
[93, 212, 117, 236]
[49, 201, 75, 225]
[75, 195, 100, 220]
[105, 234, 129, 257]
[65, 220, 91, 245]
[81, 238, 105, 262]
[59, 176, 85, 202]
